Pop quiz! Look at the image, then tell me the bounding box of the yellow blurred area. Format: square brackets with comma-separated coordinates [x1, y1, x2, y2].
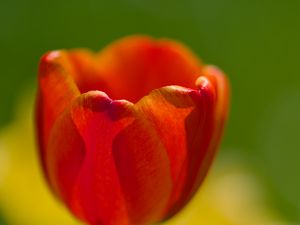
[166, 160, 288, 225]
[0, 92, 290, 225]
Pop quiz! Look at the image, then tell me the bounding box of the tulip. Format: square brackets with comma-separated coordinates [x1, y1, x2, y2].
[35, 35, 229, 225]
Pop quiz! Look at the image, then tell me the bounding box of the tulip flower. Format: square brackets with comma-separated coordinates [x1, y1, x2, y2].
[35, 35, 230, 225]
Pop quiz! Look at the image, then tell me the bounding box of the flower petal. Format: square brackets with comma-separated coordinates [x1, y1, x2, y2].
[66, 49, 108, 93]
[201, 65, 230, 132]
[94, 35, 203, 102]
[36, 51, 80, 179]
[47, 91, 172, 225]
[195, 66, 230, 179]
[185, 66, 230, 200]
[135, 80, 216, 219]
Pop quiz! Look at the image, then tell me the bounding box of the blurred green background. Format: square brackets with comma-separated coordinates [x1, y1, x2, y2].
[0, 0, 300, 224]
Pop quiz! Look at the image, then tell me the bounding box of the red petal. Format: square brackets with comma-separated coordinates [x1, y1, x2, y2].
[47, 91, 172, 225]
[66, 49, 108, 93]
[201, 65, 230, 131]
[94, 36, 203, 102]
[36, 51, 80, 179]
[135, 81, 216, 219]
[187, 66, 230, 195]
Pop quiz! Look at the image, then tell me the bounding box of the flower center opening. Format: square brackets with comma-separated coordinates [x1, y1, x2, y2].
[68, 37, 203, 103]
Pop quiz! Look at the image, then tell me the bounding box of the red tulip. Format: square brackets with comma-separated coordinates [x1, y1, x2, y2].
[35, 36, 229, 225]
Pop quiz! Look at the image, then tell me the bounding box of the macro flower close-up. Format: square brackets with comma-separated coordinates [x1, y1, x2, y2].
[36, 36, 229, 225]
[1, 1, 299, 225]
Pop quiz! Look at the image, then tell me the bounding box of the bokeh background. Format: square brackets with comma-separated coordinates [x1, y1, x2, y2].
[0, 0, 300, 224]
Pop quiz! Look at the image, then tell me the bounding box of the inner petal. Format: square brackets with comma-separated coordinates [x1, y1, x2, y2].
[68, 36, 203, 102]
